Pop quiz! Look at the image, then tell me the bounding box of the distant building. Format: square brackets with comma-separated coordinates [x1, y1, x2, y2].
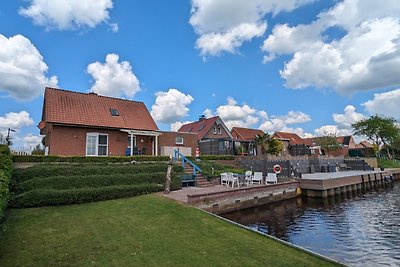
[178, 116, 233, 155]
[231, 127, 264, 156]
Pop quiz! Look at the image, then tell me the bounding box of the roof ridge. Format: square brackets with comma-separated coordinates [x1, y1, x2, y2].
[45, 87, 145, 104]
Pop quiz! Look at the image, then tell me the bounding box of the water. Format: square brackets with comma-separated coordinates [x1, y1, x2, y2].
[221, 182, 400, 267]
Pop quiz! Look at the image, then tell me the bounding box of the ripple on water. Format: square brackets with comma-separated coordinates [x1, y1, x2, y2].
[221, 182, 400, 267]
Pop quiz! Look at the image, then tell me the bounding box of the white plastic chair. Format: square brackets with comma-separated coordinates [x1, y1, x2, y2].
[245, 171, 253, 186]
[252, 172, 263, 185]
[266, 173, 277, 184]
[220, 172, 228, 186]
[227, 172, 239, 188]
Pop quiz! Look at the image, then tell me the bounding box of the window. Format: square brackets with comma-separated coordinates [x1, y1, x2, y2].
[110, 109, 120, 116]
[128, 135, 136, 148]
[175, 136, 184, 145]
[86, 133, 108, 156]
[213, 126, 217, 134]
[198, 124, 205, 131]
[218, 127, 222, 134]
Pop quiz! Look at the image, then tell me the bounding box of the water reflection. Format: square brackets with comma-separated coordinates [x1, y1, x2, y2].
[221, 182, 400, 267]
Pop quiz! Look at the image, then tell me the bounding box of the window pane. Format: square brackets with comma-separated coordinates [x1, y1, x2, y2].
[87, 135, 97, 156]
[99, 135, 108, 145]
[98, 145, 107, 156]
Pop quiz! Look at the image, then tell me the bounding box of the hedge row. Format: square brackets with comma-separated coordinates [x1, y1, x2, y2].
[12, 172, 169, 194]
[10, 183, 163, 208]
[0, 145, 13, 219]
[12, 163, 176, 183]
[187, 155, 235, 161]
[12, 155, 171, 163]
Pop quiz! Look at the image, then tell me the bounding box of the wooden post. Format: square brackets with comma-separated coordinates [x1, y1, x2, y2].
[165, 156, 173, 194]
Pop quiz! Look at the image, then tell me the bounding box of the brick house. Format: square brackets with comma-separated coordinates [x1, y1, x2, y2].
[272, 131, 310, 156]
[178, 116, 233, 155]
[158, 131, 198, 157]
[39, 87, 164, 157]
[231, 127, 264, 155]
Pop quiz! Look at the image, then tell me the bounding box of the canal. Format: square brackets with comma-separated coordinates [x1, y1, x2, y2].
[221, 182, 400, 266]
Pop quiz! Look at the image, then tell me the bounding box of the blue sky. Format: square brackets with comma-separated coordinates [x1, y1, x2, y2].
[1, 0, 400, 148]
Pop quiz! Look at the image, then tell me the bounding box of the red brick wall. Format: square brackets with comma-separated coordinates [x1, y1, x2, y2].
[158, 131, 198, 156]
[46, 124, 155, 156]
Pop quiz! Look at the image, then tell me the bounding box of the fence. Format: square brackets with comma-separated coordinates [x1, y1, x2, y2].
[11, 147, 32, 155]
[199, 139, 234, 155]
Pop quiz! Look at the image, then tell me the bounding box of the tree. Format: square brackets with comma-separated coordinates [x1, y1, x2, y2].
[267, 139, 283, 156]
[352, 115, 399, 158]
[31, 144, 45, 155]
[316, 133, 341, 155]
[255, 133, 269, 155]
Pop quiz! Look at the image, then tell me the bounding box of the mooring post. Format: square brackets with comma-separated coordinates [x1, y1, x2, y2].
[165, 156, 173, 194]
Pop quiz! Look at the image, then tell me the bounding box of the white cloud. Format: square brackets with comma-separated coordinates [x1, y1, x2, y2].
[314, 105, 365, 137]
[203, 108, 214, 118]
[19, 0, 116, 31]
[190, 0, 314, 56]
[87, 54, 140, 98]
[0, 111, 34, 132]
[170, 121, 193, 132]
[0, 34, 58, 101]
[259, 111, 312, 137]
[23, 134, 43, 148]
[151, 89, 194, 124]
[262, 0, 400, 94]
[333, 105, 365, 129]
[214, 97, 259, 129]
[362, 88, 400, 119]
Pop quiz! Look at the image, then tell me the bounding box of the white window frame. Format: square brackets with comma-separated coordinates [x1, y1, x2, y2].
[175, 136, 184, 145]
[128, 135, 137, 148]
[86, 133, 108, 156]
[218, 127, 222, 134]
[213, 126, 217, 134]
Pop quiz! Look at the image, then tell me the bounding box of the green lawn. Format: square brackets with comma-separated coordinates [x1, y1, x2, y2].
[0, 195, 339, 267]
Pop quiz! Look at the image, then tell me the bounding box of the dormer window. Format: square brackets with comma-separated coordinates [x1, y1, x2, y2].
[213, 126, 217, 134]
[110, 109, 120, 116]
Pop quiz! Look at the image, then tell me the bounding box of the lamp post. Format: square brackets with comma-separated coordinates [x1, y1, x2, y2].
[6, 128, 16, 146]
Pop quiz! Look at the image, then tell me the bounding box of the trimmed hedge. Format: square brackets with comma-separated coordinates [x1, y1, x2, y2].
[187, 155, 235, 161]
[0, 145, 13, 219]
[12, 155, 171, 163]
[13, 172, 168, 193]
[10, 183, 163, 208]
[12, 163, 173, 183]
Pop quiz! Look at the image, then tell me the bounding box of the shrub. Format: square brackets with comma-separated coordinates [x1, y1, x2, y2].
[12, 155, 170, 163]
[187, 155, 235, 161]
[10, 184, 163, 208]
[12, 163, 171, 183]
[0, 144, 13, 218]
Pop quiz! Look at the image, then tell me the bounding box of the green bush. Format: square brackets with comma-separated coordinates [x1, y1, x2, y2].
[0, 145, 13, 218]
[12, 163, 171, 183]
[13, 172, 167, 193]
[12, 155, 170, 163]
[187, 155, 235, 161]
[197, 161, 245, 180]
[10, 184, 163, 208]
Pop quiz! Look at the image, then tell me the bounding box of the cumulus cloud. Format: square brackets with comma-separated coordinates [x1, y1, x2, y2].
[214, 97, 259, 129]
[19, 0, 116, 31]
[262, 0, 400, 94]
[314, 105, 365, 137]
[190, 0, 314, 56]
[170, 121, 193, 132]
[362, 88, 400, 119]
[151, 89, 194, 124]
[87, 54, 140, 98]
[23, 134, 43, 148]
[0, 111, 34, 133]
[259, 111, 312, 137]
[0, 34, 58, 101]
[203, 108, 214, 118]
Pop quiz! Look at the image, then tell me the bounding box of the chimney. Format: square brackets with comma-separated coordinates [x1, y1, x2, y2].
[199, 115, 206, 121]
[89, 92, 97, 95]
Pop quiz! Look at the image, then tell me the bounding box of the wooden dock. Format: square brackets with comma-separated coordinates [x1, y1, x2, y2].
[299, 169, 400, 198]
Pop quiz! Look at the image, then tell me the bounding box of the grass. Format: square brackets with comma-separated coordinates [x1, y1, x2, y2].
[0, 195, 338, 267]
[378, 158, 400, 169]
[197, 161, 246, 180]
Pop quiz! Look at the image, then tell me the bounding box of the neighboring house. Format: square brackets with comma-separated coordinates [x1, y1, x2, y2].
[304, 135, 356, 156]
[158, 131, 198, 157]
[231, 127, 264, 156]
[272, 131, 310, 156]
[39, 87, 161, 156]
[178, 116, 233, 155]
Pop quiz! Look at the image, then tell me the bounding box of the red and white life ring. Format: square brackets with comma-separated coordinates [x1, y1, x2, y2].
[273, 164, 282, 174]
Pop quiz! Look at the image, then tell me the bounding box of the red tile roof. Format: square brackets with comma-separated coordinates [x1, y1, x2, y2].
[41, 87, 158, 131]
[231, 127, 264, 141]
[178, 116, 221, 141]
[272, 131, 304, 145]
